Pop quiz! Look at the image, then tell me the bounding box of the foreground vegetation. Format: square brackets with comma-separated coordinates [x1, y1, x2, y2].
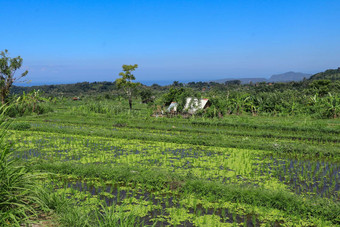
[1, 58, 339, 226]
[2, 98, 339, 226]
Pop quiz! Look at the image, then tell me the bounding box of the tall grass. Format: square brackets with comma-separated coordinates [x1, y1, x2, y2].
[5, 90, 54, 117]
[0, 105, 44, 226]
[74, 100, 149, 118]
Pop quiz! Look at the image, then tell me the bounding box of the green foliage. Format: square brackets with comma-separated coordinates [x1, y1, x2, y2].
[4, 90, 53, 117]
[155, 79, 339, 119]
[309, 68, 340, 81]
[9, 122, 31, 130]
[310, 79, 331, 96]
[139, 87, 153, 104]
[12, 81, 118, 97]
[202, 90, 340, 119]
[184, 180, 340, 224]
[161, 87, 185, 106]
[160, 87, 200, 112]
[0, 106, 44, 226]
[225, 79, 241, 86]
[5, 94, 340, 226]
[0, 50, 28, 104]
[115, 64, 141, 110]
[77, 101, 125, 115]
[73, 100, 148, 118]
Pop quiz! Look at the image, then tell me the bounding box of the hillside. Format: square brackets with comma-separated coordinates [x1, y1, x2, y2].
[309, 68, 340, 81]
[212, 71, 311, 84]
[268, 72, 311, 82]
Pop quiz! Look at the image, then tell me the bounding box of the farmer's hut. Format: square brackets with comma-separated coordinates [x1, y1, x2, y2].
[167, 102, 178, 112]
[184, 98, 211, 114]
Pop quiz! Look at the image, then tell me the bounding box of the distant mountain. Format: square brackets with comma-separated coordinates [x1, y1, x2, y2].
[268, 72, 311, 82]
[212, 71, 311, 84]
[309, 68, 340, 81]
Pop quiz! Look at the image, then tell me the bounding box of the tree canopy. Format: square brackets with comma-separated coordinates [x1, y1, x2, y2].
[115, 64, 140, 110]
[0, 50, 28, 104]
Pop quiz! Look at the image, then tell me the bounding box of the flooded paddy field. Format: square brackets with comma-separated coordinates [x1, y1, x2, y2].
[8, 103, 340, 226]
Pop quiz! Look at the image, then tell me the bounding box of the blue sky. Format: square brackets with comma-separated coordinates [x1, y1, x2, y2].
[1, 0, 340, 85]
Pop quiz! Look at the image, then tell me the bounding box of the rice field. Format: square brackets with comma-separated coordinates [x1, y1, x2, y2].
[8, 100, 340, 226]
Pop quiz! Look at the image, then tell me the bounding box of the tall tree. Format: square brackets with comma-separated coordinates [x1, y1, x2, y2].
[115, 64, 140, 110]
[0, 50, 28, 104]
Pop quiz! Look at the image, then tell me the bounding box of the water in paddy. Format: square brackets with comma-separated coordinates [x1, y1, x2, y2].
[263, 156, 340, 200]
[12, 135, 339, 199]
[52, 180, 265, 227]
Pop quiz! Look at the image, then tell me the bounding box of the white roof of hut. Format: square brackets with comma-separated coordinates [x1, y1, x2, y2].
[184, 98, 210, 114]
[167, 102, 178, 112]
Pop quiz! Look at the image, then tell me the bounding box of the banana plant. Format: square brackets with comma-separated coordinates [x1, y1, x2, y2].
[324, 93, 340, 118]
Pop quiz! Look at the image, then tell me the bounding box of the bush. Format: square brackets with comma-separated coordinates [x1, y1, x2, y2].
[4, 90, 54, 117]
